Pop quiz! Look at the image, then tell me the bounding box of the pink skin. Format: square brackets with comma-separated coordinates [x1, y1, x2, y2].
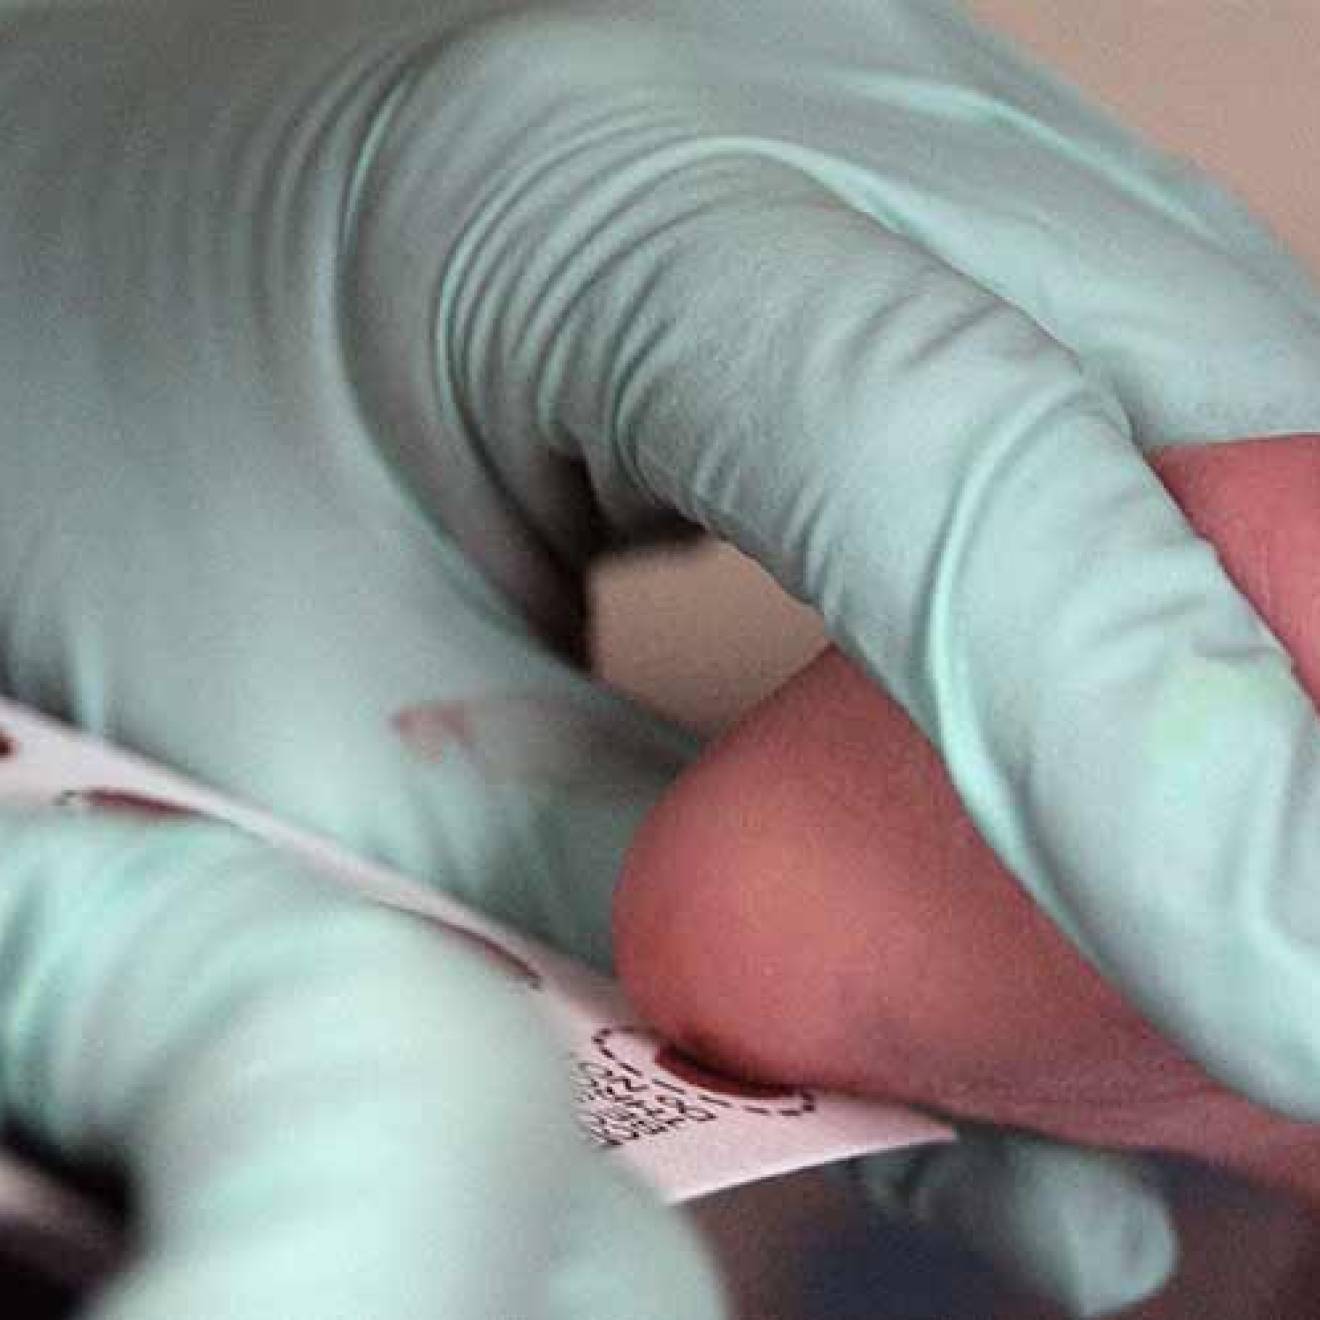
[614, 435, 1320, 1211]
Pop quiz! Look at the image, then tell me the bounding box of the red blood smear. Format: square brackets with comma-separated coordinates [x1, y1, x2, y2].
[654, 1044, 800, 1100]
[54, 788, 199, 820]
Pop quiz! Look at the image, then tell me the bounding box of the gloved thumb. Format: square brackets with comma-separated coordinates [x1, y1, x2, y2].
[0, 806, 584, 1319]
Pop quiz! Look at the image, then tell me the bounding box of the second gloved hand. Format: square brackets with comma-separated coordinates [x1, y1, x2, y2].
[0, 805, 725, 1320]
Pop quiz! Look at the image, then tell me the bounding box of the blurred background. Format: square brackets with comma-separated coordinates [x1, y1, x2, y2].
[590, 2, 1320, 1315]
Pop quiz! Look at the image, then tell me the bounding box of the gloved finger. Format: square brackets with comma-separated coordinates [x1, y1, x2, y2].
[0, 806, 610, 1319]
[853, 1133, 1176, 1319]
[546, 1157, 727, 1320]
[417, 71, 1320, 1114]
[785, 0, 1320, 451]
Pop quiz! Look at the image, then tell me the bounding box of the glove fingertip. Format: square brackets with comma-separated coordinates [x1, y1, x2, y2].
[853, 1136, 1178, 1317]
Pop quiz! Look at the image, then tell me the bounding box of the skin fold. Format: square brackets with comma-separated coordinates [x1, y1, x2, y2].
[615, 434, 1320, 1211]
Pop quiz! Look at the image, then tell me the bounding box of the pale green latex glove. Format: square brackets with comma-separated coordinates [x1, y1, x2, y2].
[5, 0, 1320, 1314]
[0, 806, 726, 1319]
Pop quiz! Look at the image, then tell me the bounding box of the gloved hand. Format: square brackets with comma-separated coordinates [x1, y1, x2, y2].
[0, 804, 725, 1319]
[5, 0, 1320, 1315]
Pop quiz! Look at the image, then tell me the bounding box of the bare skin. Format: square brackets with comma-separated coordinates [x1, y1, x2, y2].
[614, 434, 1320, 1214]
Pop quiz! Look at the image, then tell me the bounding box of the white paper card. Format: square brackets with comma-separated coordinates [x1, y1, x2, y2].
[0, 699, 951, 1207]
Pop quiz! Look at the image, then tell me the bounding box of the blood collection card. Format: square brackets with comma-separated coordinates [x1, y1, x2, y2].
[0, 698, 951, 1208]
